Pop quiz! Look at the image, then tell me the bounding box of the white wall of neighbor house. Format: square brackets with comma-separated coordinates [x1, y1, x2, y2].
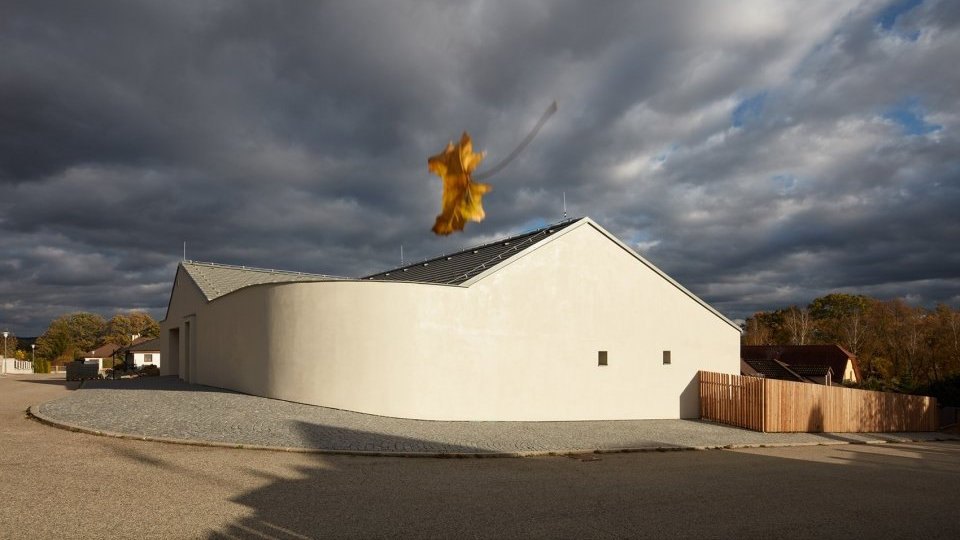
[844, 360, 857, 382]
[132, 351, 160, 368]
[160, 221, 740, 421]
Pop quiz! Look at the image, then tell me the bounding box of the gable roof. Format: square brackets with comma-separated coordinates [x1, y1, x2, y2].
[179, 261, 341, 302]
[165, 217, 739, 333]
[364, 218, 582, 285]
[741, 345, 861, 381]
[741, 356, 808, 382]
[126, 337, 160, 352]
[367, 216, 739, 332]
[87, 342, 121, 358]
[787, 362, 834, 378]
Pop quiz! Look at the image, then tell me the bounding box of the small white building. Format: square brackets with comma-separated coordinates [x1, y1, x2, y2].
[125, 337, 160, 369]
[159, 218, 740, 421]
[85, 342, 121, 372]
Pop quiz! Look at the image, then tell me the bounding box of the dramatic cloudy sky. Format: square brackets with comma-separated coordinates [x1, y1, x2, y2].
[2, 0, 958, 336]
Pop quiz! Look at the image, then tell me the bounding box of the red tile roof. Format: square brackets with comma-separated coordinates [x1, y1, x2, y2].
[88, 343, 121, 358]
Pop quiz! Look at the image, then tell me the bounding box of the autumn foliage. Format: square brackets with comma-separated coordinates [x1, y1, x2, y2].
[427, 132, 491, 235]
[742, 293, 960, 389]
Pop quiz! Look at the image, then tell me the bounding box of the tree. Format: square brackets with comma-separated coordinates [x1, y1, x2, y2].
[809, 293, 871, 355]
[782, 306, 812, 345]
[923, 304, 960, 382]
[744, 296, 960, 388]
[105, 312, 159, 347]
[865, 298, 926, 382]
[34, 313, 106, 364]
[742, 311, 786, 345]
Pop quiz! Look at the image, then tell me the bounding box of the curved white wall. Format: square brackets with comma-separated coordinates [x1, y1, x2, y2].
[162, 223, 740, 421]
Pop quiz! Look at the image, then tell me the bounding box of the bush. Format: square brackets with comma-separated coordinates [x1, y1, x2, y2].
[843, 376, 918, 395]
[32, 359, 51, 374]
[916, 374, 960, 408]
[138, 364, 160, 377]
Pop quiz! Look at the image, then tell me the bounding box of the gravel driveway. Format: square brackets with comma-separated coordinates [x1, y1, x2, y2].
[32, 375, 956, 456]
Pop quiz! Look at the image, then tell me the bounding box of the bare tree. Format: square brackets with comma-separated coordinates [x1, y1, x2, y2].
[743, 315, 772, 345]
[783, 306, 812, 345]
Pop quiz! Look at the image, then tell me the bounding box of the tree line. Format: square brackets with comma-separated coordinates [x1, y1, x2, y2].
[743, 293, 960, 396]
[29, 312, 160, 371]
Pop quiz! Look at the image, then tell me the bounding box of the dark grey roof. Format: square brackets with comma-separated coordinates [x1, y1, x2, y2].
[181, 261, 342, 301]
[741, 357, 808, 382]
[787, 363, 834, 377]
[742, 345, 860, 381]
[126, 337, 160, 352]
[364, 218, 582, 285]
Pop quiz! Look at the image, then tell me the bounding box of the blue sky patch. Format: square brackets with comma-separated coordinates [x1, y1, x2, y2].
[520, 217, 551, 231]
[732, 92, 767, 128]
[877, 0, 923, 31]
[884, 97, 942, 135]
[770, 174, 801, 196]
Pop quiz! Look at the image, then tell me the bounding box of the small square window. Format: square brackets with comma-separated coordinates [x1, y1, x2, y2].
[598, 351, 608, 366]
[662, 350, 671, 365]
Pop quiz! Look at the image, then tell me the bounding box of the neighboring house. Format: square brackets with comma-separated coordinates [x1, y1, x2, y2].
[741, 344, 861, 385]
[740, 357, 808, 383]
[85, 343, 121, 372]
[123, 337, 161, 369]
[159, 217, 741, 421]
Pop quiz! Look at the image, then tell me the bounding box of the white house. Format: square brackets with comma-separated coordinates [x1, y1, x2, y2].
[125, 337, 161, 369]
[159, 217, 740, 421]
[85, 342, 120, 372]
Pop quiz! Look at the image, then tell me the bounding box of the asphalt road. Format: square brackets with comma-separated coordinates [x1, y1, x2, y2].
[2, 374, 959, 539]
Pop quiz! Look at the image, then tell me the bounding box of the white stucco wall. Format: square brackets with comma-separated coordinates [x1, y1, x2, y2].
[160, 221, 740, 420]
[131, 351, 160, 368]
[160, 267, 205, 380]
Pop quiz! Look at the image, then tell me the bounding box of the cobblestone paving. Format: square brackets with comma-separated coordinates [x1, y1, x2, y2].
[34, 376, 957, 455]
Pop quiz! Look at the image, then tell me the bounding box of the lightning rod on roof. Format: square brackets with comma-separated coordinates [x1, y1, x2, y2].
[183, 241, 186, 262]
[563, 192, 567, 220]
[401, 245, 404, 266]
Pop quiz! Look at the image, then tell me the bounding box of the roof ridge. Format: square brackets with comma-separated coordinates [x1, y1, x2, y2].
[182, 260, 333, 278]
[365, 217, 582, 282]
[179, 260, 342, 302]
[441, 222, 575, 284]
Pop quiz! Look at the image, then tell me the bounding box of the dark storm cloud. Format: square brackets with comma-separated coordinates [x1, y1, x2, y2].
[1, 0, 959, 335]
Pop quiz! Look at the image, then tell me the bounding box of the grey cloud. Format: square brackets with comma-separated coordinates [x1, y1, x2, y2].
[2, 0, 959, 335]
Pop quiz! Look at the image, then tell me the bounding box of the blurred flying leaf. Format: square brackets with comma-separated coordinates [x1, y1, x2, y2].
[428, 132, 491, 235]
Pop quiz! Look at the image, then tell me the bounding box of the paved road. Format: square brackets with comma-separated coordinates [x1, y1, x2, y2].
[31, 375, 953, 455]
[3, 374, 960, 539]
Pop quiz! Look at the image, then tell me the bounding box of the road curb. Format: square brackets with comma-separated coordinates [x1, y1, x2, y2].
[26, 404, 960, 458]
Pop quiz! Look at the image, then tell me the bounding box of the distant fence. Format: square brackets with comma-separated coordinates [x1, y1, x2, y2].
[699, 371, 938, 433]
[1, 358, 34, 375]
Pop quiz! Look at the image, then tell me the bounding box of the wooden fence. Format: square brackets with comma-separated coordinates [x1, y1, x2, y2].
[699, 371, 939, 433]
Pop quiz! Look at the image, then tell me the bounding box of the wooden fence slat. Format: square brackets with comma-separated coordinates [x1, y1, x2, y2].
[698, 370, 937, 433]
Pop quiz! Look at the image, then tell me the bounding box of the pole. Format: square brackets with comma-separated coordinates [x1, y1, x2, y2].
[2, 331, 7, 376]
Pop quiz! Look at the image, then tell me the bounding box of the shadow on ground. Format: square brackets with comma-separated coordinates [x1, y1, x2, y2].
[65, 374, 237, 393]
[15, 378, 82, 390]
[203, 425, 960, 539]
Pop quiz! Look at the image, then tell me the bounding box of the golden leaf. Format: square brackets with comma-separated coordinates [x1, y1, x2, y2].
[428, 132, 491, 235]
